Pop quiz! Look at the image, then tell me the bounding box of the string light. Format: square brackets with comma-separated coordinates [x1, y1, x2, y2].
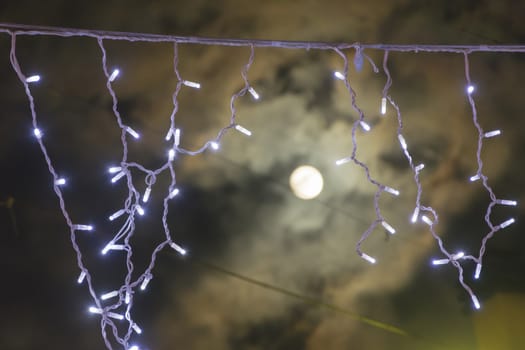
[3, 22, 521, 349]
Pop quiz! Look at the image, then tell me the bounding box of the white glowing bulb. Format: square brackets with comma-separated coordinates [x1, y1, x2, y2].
[126, 127, 140, 139]
[101, 291, 119, 300]
[33, 128, 42, 139]
[140, 276, 151, 290]
[471, 294, 481, 310]
[484, 130, 501, 138]
[170, 242, 187, 255]
[142, 187, 151, 203]
[107, 312, 124, 320]
[415, 164, 425, 172]
[109, 209, 125, 221]
[131, 323, 142, 334]
[496, 199, 517, 206]
[101, 243, 112, 255]
[108, 166, 122, 174]
[174, 128, 181, 146]
[411, 207, 419, 223]
[165, 128, 173, 141]
[235, 124, 252, 136]
[470, 174, 480, 182]
[183, 80, 201, 89]
[169, 188, 180, 199]
[335, 157, 351, 166]
[74, 224, 93, 231]
[384, 186, 400, 196]
[452, 251, 465, 260]
[102, 244, 125, 255]
[248, 87, 260, 100]
[474, 263, 482, 279]
[136, 205, 145, 216]
[109, 69, 119, 82]
[398, 134, 407, 150]
[289, 165, 324, 200]
[334, 71, 345, 80]
[360, 253, 376, 264]
[55, 178, 66, 186]
[421, 215, 433, 226]
[432, 258, 449, 265]
[381, 221, 396, 234]
[359, 121, 371, 132]
[210, 141, 220, 150]
[125, 291, 131, 304]
[111, 171, 126, 183]
[168, 149, 176, 161]
[77, 271, 86, 284]
[499, 218, 515, 229]
[89, 306, 102, 314]
[129, 346, 140, 350]
[467, 85, 475, 94]
[26, 75, 41, 83]
[381, 97, 387, 115]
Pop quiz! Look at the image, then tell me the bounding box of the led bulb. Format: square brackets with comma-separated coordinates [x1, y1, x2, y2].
[415, 164, 425, 172]
[471, 294, 481, 310]
[182, 80, 201, 89]
[168, 149, 176, 161]
[107, 312, 124, 320]
[384, 186, 400, 196]
[169, 188, 180, 199]
[131, 323, 142, 335]
[411, 207, 419, 223]
[136, 205, 145, 216]
[108, 166, 122, 174]
[499, 218, 515, 229]
[109, 69, 119, 82]
[126, 127, 140, 139]
[129, 346, 140, 350]
[235, 124, 252, 136]
[55, 178, 66, 186]
[77, 271, 86, 284]
[359, 121, 371, 132]
[360, 253, 376, 264]
[452, 251, 465, 260]
[496, 199, 517, 206]
[33, 128, 42, 139]
[248, 87, 260, 100]
[26, 75, 41, 83]
[109, 209, 125, 221]
[484, 130, 501, 138]
[334, 71, 345, 80]
[467, 85, 475, 94]
[381, 97, 387, 115]
[170, 242, 187, 255]
[140, 276, 151, 291]
[474, 263, 482, 279]
[142, 187, 151, 203]
[111, 171, 126, 183]
[469, 174, 480, 182]
[101, 291, 119, 300]
[74, 224, 93, 231]
[125, 292, 131, 304]
[398, 134, 407, 150]
[381, 221, 396, 234]
[335, 157, 351, 166]
[102, 244, 125, 255]
[210, 141, 220, 150]
[174, 128, 181, 146]
[421, 215, 433, 226]
[165, 128, 173, 141]
[89, 306, 102, 314]
[432, 258, 449, 265]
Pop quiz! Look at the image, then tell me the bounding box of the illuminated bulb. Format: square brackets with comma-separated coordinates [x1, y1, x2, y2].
[108, 166, 122, 174]
[142, 187, 151, 203]
[359, 121, 371, 132]
[131, 323, 142, 334]
[77, 271, 86, 284]
[398, 134, 407, 150]
[140, 276, 151, 290]
[101, 291, 119, 300]
[33, 128, 42, 139]
[471, 294, 481, 310]
[467, 85, 475, 94]
[182, 80, 201, 89]
[125, 292, 131, 304]
[474, 263, 482, 279]
[169, 188, 180, 199]
[55, 178, 66, 186]
[89, 306, 102, 314]
[411, 207, 419, 223]
[498, 218, 515, 229]
[102, 244, 126, 255]
[107, 312, 124, 320]
[415, 164, 425, 172]
[384, 186, 400, 196]
[452, 251, 465, 260]
[382, 221, 396, 234]
[421, 215, 433, 226]
[129, 346, 140, 350]
[496, 199, 517, 206]
[174, 128, 181, 146]
[26, 75, 41, 83]
[335, 157, 351, 166]
[235, 124, 252, 136]
[168, 148, 175, 161]
[109, 209, 125, 221]
[248, 87, 260, 100]
[126, 127, 140, 139]
[74, 224, 93, 231]
[381, 97, 387, 115]
[484, 130, 501, 138]
[136, 205, 145, 216]
[111, 171, 126, 183]
[469, 174, 480, 182]
[432, 258, 449, 265]
[210, 141, 219, 150]
[334, 71, 345, 80]
[109, 69, 119, 82]
[165, 128, 173, 141]
[360, 253, 376, 264]
[101, 243, 112, 255]
[170, 242, 187, 255]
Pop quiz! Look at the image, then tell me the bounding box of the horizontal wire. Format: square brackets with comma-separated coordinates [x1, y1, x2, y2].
[2, 22, 525, 52]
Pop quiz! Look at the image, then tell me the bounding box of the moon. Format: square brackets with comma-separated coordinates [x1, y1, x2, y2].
[289, 165, 324, 200]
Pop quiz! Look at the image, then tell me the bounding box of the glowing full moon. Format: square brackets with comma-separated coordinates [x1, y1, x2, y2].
[289, 165, 324, 200]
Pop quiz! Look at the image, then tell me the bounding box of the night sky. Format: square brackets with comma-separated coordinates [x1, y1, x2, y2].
[1, 1, 525, 349]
